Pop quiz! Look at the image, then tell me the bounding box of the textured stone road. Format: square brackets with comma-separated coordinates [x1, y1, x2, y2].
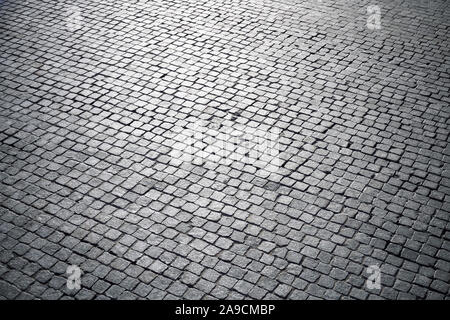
[1, 0, 449, 300]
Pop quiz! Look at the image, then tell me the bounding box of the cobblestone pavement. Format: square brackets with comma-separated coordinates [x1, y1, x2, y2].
[0, 0, 449, 300]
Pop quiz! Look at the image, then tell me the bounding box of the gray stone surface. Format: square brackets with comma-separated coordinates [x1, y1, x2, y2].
[0, 0, 449, 300]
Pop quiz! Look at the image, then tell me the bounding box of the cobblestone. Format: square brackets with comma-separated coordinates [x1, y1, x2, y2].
[0, 0, 450, 300]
